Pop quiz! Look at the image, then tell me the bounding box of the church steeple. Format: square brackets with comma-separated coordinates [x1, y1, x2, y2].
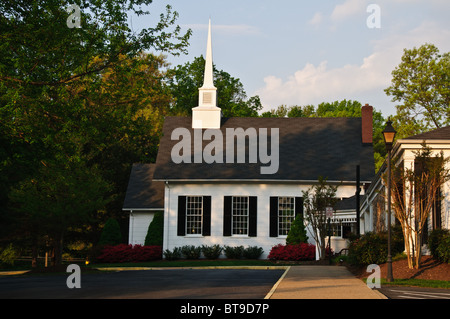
[201, 19, 216, 94]
[192, 19, 222, 129]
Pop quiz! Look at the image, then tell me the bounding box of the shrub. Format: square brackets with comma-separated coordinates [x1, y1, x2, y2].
[97, 244, 162, 263]
[286, 215, 308, 245]
[223, 246, 244, 259]
[163, 247, 182, 261]
[348, 229, 404, 266]
[428, 229, 449, 259]
[201, 245, 223, 259]
[98, 218, 122, 246]
[268, 243, 315, 261]
[436, 234, 450, 263]
[144, 212, 164, 246]
[243, 246, 264, 259]
[0, 243, 20, 267]
[180, 245, 202, 259]
[131, 245, 163, 262]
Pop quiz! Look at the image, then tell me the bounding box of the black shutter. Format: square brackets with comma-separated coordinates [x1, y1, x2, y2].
[223, 196, 232, 236]
[269, 197, 278, 237]
[202, 196, 211, 236]
[177, 196, 186, 236]
[249, 197, 257, 237]
[295, 197, 304, 218]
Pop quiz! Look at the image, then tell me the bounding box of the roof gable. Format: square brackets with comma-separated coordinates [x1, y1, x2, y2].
[123, 163, 164, 210]
[403, 125, 450, 141]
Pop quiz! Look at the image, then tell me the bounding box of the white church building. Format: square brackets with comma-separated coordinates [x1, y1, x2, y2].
[123, 20, 376, 259]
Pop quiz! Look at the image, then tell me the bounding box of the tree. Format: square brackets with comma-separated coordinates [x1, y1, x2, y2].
[98, 218, 122, 247]
[302, 177, 339, 260]
[9, 161, 111, 266]
[144, 212, 164, 246]
[385, 43, 450, 139]
[385, 143, 450, 269]
[286, 214, 308, 245]
[0, 0, 191, 265]
[167, 56, 262, 117]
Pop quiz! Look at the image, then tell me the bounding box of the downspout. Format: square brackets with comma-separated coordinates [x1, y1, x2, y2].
[129, 211, 134, 244]
[356, 165, 361, 237]
[165, 181, 170, 255]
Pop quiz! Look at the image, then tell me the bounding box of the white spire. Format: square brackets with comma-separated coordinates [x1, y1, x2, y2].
[202, 18, 215, 90]
[192, 18, 222, 129]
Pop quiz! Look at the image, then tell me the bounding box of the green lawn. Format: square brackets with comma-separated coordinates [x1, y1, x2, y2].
[377, 278, 450, 289]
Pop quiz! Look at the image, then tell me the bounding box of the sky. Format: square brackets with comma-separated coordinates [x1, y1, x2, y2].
[130, 0, 450, 117]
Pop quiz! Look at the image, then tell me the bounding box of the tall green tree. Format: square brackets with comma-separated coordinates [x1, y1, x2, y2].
[167, 56, 263, 117]
[9, 161, 111, 266]
[385, 43, 450, 138]
[0, 0, 191, 264]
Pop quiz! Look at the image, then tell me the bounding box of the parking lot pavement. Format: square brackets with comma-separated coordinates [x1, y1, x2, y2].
[378, 287, 450, 299]
[0, 268, 285, 299]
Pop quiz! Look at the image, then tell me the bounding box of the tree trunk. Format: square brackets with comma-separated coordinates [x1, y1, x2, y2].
[51, 233, 64, 266]
[31, 242, 38, 268]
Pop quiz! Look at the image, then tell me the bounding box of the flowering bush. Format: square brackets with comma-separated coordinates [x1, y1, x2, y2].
[97, 244, 162, 263]
[268, 243, 316, 261]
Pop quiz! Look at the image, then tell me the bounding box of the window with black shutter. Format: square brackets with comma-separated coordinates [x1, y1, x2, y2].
[177, 196, 187, 236]
[178, 196, 211, 237]
[223, 196, 257, 237]
[249, 196, 257, 237]
[223, 196, 232, 236]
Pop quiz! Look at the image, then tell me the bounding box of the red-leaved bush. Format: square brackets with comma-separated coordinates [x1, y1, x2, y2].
[97, 244, 162, 263]
[268, 243, 316, 261]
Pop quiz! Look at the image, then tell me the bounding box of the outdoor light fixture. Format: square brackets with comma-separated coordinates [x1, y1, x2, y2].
[383, 119, 396, 283]
[382, 120, 396, 150]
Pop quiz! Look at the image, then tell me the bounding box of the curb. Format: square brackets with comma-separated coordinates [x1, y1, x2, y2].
[95, 266, 289, 271]
[264, 266, 291, 299]
[0, 270, 30, 276]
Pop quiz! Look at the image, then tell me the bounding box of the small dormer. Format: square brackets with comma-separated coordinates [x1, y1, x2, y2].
[192, 19, 222, 129]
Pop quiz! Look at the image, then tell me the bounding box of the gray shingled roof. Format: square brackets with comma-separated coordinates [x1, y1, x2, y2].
[123, 163, 164, 210]
[153, 116, 374, 182]
[403, 125, 450, 140]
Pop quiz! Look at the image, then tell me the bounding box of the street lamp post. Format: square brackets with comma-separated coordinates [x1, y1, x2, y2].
[382, 120, 396, 283]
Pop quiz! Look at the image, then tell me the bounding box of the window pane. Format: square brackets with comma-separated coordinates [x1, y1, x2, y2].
[186, 196, 203, 235]
[232, 196, 248, 235]
[278, 197, 295, 236]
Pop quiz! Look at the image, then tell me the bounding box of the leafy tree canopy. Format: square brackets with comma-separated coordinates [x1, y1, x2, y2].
[167, 56, 263, 117]
[385, 43, 450, 138]
[0, 0, 191, 264]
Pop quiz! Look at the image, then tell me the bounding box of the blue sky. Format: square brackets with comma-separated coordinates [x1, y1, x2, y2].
[132, 0, 450, 117]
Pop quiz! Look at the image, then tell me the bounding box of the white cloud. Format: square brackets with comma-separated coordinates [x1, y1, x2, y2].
[255, 20, 450, 115]
[309, 12, 323, 26]
[331, 0, 366, 21]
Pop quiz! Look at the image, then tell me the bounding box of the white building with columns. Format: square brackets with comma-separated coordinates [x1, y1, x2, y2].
[360, 126, 450, 252]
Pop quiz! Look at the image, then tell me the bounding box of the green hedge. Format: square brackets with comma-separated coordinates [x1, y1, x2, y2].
[163, 245, 264, 260]
[348, 226, 404, 266]
[428, 229, 450, 263]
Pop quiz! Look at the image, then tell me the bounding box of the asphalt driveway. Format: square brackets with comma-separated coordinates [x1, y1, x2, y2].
[0, 268, 285, 299]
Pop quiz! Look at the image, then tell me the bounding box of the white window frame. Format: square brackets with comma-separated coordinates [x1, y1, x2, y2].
[278, 197, 295, 237]
[232, 196, 249, 236]
[186, 196, 203, 236]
